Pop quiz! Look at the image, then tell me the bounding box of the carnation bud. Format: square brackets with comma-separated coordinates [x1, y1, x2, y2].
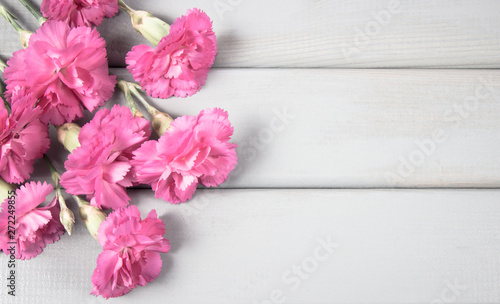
[57, 123, 81, 152]
[79, 203, 107, 240]
[59, 206, 75, 235]
[19, 30, 32, 48]
[151, 110, 174, 136]
[0, 177, 13, 203]
[130, 10, 170, 46]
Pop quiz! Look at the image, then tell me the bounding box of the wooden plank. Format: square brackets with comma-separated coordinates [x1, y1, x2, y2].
[1, 188, 499, 303]
[0, 1, 499, 68]
[46, 68, 500, 188]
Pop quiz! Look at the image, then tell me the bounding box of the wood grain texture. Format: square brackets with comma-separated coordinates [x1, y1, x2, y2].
[0, 1, 499, 68]
[0, 189, 499, 303]
[1, 1, 498, 303]
[44, 68, 500, 188]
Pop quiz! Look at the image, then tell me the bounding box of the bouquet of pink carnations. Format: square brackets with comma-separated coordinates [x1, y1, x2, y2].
[0, 0, 237, 298]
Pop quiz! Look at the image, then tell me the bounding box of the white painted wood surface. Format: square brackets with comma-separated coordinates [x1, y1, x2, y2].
[39, 68, 500, 188]
[0, 0, 499, 303]
[0, 1, 499, 68]
[1, 189, 500, 303]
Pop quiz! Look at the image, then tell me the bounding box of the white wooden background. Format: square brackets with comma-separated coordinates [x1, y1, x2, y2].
[1, 0, 500, 303]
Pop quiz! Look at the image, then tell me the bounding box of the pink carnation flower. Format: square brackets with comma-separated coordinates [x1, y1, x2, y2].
[132, 108, 237, 204]
[0, 181, 64, 260]
[91, 205, 170, 298]
[4, 20, 117, 125]
[41, 0, 119, 27]
[60, 105, 151, 209]
[126, 8, 217, 98]
[0, 91, 50, 184]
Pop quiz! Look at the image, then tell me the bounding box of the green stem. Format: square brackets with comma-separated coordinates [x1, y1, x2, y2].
[72, 195, 87, 207]
[43, 154, 61, 187]
[117, 0, 135, 16]
[118, 79, 158, 116]
[0, 6, 32, 48]
[0, 6, 25, 33]
[43, 154, 75, 235]
[56, 187, 68, 209]
[117, 79, 142, 116]
[0, 58, 6, 73]
[17, 0, 45, 25]
[126, 94, 140, 115]
[129, 83, 158, 116]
